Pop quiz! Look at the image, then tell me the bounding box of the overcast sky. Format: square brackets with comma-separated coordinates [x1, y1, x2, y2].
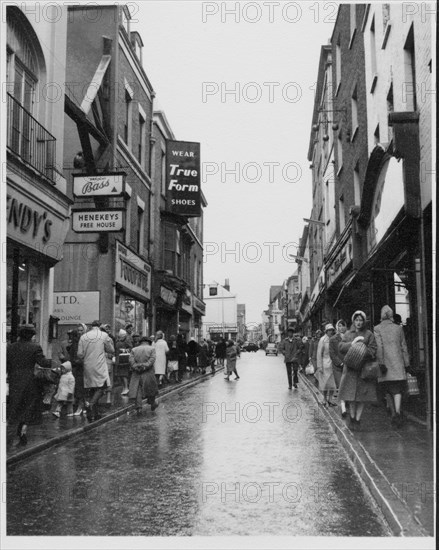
[135, 1, 334, 324]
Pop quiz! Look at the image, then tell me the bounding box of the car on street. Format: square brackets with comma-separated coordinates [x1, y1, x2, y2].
[265, 343, 278, 356]
[246, 342, 259, 352]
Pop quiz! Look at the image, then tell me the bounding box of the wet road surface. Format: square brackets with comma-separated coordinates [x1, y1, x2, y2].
[7, 352, 391, 536]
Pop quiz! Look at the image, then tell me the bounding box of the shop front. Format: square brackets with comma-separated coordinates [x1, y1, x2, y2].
[114, 240, 151, 336]
[179, 289, 193, 338]
[192, 295, 206, 340]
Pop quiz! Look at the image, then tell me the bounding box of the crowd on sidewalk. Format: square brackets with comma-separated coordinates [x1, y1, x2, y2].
[278, 304, 417, 431]
[6, 321, 232, 448]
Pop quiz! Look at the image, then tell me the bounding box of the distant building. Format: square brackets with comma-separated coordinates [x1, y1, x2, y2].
[203, 279, 237, 342]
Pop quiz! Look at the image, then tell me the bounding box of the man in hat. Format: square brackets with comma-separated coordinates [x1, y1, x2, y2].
[128, 335, 159, 414]
[278, 328, 303, 389]
[77, 320, 114, 421]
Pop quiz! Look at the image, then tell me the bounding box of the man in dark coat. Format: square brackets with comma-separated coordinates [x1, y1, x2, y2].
[7, 324, 52, 446]
[278, 329, 303, 389]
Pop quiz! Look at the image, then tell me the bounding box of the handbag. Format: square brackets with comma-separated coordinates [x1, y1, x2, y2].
[406, 373, 420, 396]
[344, 341, 368, 372]
[34, 364, 58, 384]
[305, 362, 315, 375]
[360, 361, 380, 381]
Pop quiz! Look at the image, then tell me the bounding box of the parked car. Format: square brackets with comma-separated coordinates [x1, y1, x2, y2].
[246, 342, 259, 352]
[265, 343, 278, 356]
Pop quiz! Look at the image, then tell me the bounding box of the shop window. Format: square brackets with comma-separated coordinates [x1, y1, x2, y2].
[115, 293, 146, 336]
[163, 224, 181, 276]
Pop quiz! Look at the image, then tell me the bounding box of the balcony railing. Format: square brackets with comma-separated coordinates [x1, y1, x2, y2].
[7, 93, 56, 182]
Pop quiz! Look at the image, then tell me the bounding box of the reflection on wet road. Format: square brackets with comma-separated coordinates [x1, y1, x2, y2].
[7, 352, 390, 536]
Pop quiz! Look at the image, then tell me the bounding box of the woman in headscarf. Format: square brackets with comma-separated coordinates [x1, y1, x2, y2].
[374, 305, 410, 428]
[153, 331, 169, 386]
[115, 329, 131, 395]
[338, 311, 378, 430]
[315, 324, 337, 406]
[329, 319, 348, 417]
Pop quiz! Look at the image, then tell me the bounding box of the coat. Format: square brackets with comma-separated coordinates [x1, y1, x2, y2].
[77, 327, 114, 389]
[278, 337, 302, 363]
[374, 319, 409, 382]
[329, 333, 344, 387]
[54, 372, 75, 402]
[128, 344, 158, 399]
[153, 339, 169, 375]
[315, 335, 337, 391]
[7, 340, 51, 424]
[225, 345, 237, 374]
[198, 342, 210, 368]
[215, 341, 227, 360]
[337, 327, 378, 403]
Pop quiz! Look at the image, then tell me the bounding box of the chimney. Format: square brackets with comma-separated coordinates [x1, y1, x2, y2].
[224, 278, 230, 291]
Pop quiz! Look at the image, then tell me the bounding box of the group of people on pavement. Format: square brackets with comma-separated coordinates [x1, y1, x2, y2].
[279, 304, 411, 430]
[6, 320, 233, 447]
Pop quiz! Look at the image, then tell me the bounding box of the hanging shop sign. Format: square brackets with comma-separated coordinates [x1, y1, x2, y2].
[72, 173, 125, 198]
[160, 286, 178, 306]
[72, 209, 124, 232]
[180, 289, 193, 314]
[115, 241, 151, 301]
[193, 296, 206, 315]
[53, 291, 100, 325]
[166, 140, 201, 217]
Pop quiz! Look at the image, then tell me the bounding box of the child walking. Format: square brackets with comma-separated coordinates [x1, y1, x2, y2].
[53, 361, 76, 417]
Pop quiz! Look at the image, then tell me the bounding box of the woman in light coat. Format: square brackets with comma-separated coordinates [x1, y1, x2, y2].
[315, 324, 337, 406]
[374, 305, 410, 428]
[338, 311, 378, 429]
[128, 336, 159, 414]
[153, 331, 169, 386]
[225, 340, 239, 381]
[329, 319, 348, 417]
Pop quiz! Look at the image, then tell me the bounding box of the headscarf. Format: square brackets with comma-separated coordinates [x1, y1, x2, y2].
[118, 329, 127, 338]
[380, 305, 394, 321]
[336, 319, 347, 332]
[77, 323, 88, 333]
[351, 310, 367, 324]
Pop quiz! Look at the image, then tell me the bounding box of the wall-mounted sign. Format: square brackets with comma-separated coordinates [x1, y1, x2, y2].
[181, 289, 193, 314]
[166, 140, 201, 217]
[115, 241, 151, 301]
[193, 296, 206, 315]
[72, 210, 124, 232]
[73, 173, 125, 198]
[160, 286, 178, 306]
[53, 291, 100, 325]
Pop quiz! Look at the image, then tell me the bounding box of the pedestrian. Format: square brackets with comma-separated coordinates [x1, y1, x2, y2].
[77, 320, 114, 422]
[7, 324, 52, 446]
[225, 340, 239, 380]
[153, 331, 169, 386]
[128, 336, 159, 415]
[52, 361, 76, 417]
[215, 337, 227, 367]
[115, 329, 131, 396]
[100, 324, 115, 407]
[187, 337, 199, 373]
[329, 319, 348, 417]
[125, 323, 134, 349]
[198, 338, 210, 375]
[300, 336, 310, 371]
[167, 335, 180, 383]
[374, 305, 410, 428]
[338, 311, 378, 430]
[315, 324, 337, 407]
[207, 339, 216, 374]
[69, 328, 86, 416]
[309, 330, 322, 370]
[177, 334, 188, 382]
[278, 328, 302, 389]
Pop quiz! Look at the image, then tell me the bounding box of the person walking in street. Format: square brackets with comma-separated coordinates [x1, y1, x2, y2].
[52, 361, 75, 417]
[300, 336, 310, 372]
[309, 330, 322, 385]
[128, 336, 159, 415]
[177, 334, 188, 382]
[69, 327, 85, 416]
[315, 324, 337, 406]
[329, 319, 348, 417]
[278, 328, 302, 389]
[115, 329, 131, 396]
[100, 324, 115, 407]
[215, 338, 227, 367]
[225, 340, 239, 380]
[7, 324, 52, 446]
[187, 337, 199, 374]
[338, 311, 378, 430]
[207, 339, 216, 374]
[153, 331, 169, 386]
[77, 320, 114, 422]
[198, 338, 210, 375]
[167, 335, 180, 383]
[374, 305, 410, 428]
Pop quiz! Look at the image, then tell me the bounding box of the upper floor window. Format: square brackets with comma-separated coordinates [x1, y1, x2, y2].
[123, 80, 133, 148]
[138, 106, 146, 168]
[163, 224, 181, 277]
[382, 4, 391, 48]
[403, 25, 417, 111]
[335, 41, 341, 93]
[351, 85, 358, 139]
[349, 4, 357, 48]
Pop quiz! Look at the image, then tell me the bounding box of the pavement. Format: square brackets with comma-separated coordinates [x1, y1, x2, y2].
[5, 358, 434, 537]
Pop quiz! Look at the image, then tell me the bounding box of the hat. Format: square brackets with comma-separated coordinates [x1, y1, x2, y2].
[169, 335, 176, 341]
[18, 324, 36, 337]
[287, 328, 294, 333]
[380, 305, 394, 321]
[351, 310, 367, 323]
[61, 361, 72, 372]
[140, 335, 153, 343]
[90, 320, 100, 327]
[325, 323, 335, 332]
[118, 329, 127, 338]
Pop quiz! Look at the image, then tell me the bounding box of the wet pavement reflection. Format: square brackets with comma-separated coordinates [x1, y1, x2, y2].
[7, 352, 390, 536]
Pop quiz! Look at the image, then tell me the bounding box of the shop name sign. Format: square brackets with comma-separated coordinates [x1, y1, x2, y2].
[160, 286, 178, 306]
[72, 210, 124, 232]
[166, 140, 201, 217]
[73, 173, 124, 198]
[115, 241, 151, 301]
[53, 291, 100, 324]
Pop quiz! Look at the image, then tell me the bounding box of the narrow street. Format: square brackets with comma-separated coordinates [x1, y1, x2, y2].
[7, 352, 390, 537]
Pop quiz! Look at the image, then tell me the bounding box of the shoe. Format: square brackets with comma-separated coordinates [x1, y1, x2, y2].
[341, 411, 347, 418]
[293, 384, 298, 389]
[85, 404, 93, 421]
[52, 411, 60, 418]
[73, 407, 83, 416]
[393, 413, 403, 428]
[121, 389, 129, 396]
[288, 386, 292, 390]
[234, 376, 240, 380]
[151, 402, 159, 412]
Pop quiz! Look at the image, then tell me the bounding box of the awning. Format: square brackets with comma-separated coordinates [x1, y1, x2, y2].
[332, 270, 357, 308]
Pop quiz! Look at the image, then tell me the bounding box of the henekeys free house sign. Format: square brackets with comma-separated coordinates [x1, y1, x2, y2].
[166, 140, 201, 217]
